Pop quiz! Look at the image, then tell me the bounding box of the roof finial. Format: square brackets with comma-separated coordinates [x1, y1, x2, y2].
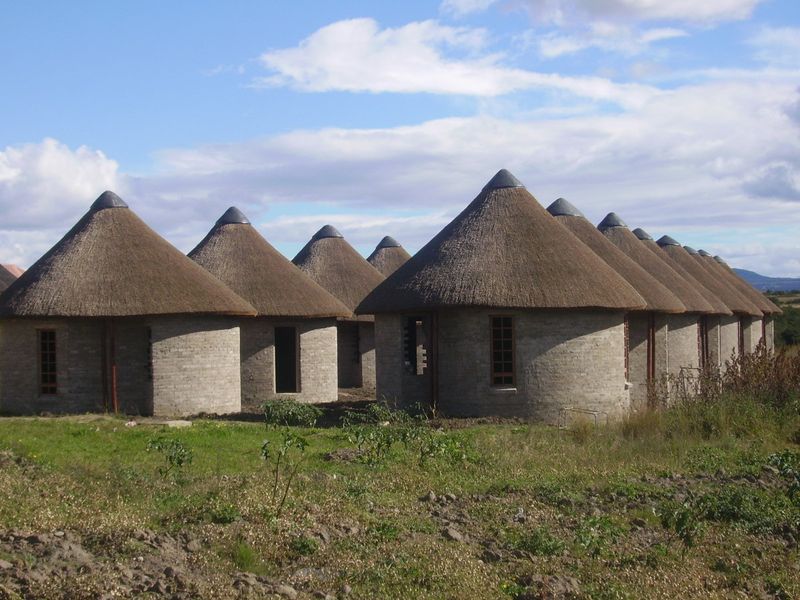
[546, 198, 584, 218]
[632, 228, 653, 241]
[377, 236, 401, 249]
[90, 191, 128, 211]
[483, 169, 525, 190]
[657, 235, 681, 247]
[313, 225, 344, 240]
[216, 207, 250, 226]
[597, 213, 628, 231]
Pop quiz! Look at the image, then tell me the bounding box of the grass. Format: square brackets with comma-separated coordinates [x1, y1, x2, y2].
[0, 389, 799, 597]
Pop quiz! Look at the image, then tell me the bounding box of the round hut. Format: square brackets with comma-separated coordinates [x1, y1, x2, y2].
[699, 252, 782, 352]
[189, 208, 351, 407]
[293, 225, 385, 390]
[367, 236, 412, 277]
[598, 219, 715, 386]
[657, 236, 762, 364]
[547, 202, 684, 410]
[358, 170, 646, 424]
[0, 192, 256, 416]
[633, 229, 734, 371]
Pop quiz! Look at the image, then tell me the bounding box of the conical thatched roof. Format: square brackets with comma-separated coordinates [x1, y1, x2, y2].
[367, 236, 412, 277]
[2, 264, 24, 278]
[0, 192, 257, 318]
[657, 236, 762, 317]
[599, 217, 713, 314]
[293, 225, 385, 318]
[702, 252, 782, 316]
[358, 170, 646, 314]
[547, 201, 684, 313]
[189, 208, 351, 319]
[634, 229, 732, 316]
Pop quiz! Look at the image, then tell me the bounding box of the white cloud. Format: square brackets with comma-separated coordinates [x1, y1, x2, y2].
[441, 0, 500, 17]
[444, 0, 764, 24]
[255, 18, 658, 107]
[3, 74, 799, 276]
[748, 26, 800, 67]
[533, 23, 686, 58]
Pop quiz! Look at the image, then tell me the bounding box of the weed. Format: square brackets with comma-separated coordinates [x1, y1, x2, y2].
[146, 436, 193, 481]
[289, 535, 318, 556]
[263, 398, 322, 428]
[656, 495, 706, 556]
[507, 526, 565, 556]
[232, 540, 260, 572]
[575, 516, 623, 558]
[260, 429, 309, 518]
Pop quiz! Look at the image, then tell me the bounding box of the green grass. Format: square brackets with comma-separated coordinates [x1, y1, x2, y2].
[0, 403, 799, 599]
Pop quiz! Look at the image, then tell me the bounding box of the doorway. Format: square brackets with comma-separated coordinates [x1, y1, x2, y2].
[275, 326, 299, 393]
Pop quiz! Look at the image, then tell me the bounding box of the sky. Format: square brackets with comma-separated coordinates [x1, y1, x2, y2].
[1, 0, 799, 275]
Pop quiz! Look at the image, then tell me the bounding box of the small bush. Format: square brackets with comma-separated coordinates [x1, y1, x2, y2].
[232, 541, 259, 572]
[508, 526, 565, 556]
[289, 535, 318, 556]
[146, 436, 193, 480]
[263, 398, 322, 428]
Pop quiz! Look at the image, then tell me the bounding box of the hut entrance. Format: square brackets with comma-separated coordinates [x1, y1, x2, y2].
[275, 326, 299, 393]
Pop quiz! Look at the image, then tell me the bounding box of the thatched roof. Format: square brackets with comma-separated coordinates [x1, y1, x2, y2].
[547, 201, 684, 313]
[367, 236, 412, 277]
[292, 225, 385, 318]
[189, 207, 351, 319]
[0, 266, 17, 293]
[0, 192, 257, 318]
[358, 170, 646, 314]
[703, 252, 782, 316]
[1, 264, 24, 278]
[599, 216, 713, 314]
[634, 229, 732, 316]
[656, 236, 762, 317]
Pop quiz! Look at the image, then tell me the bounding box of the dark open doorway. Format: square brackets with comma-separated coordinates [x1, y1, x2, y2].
[275, 326, 299, 393]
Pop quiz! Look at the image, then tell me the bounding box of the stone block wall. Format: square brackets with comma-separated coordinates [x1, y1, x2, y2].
[666, 314, 700, 378]
[359, 322, 376, 390]
[374, 313, 433, 409]
[0, 319, 105, 414]
[240, 317, 338, 407]
[150, 316, 241, 416]
[719, 316, 739, 367]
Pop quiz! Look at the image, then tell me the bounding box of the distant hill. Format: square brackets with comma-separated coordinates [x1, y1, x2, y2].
[734, 269, 800, 292]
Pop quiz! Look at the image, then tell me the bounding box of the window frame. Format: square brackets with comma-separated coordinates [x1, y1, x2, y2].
[489, 314, 515, 387]
[37, 329, 58, 396]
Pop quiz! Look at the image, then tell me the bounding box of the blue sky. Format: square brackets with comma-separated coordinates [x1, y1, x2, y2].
[1, 0, 799, 274]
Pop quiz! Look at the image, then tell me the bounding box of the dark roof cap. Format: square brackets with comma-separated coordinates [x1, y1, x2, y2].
[483, 169, 524, 190]
[684, 246, 699, 255]
[632, 228, 653, 241]
[216, 206, 250, 226]
[714, 255, 727, 264]
[377, 235, 401, 249]
[546, 197, 584, 218]
[698, 249, 712, 257]
[90, 191, 128, 211]
[657, 235, 681, 247]
[312, 225, 344, 240]
[597, 212, 628, 231]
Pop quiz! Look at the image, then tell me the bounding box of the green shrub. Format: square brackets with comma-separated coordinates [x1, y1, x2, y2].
[508, 526, 565, 556]
[146, 436, 193, 480]
[263, 398, 322, 428]
[289, 535, 318, 556]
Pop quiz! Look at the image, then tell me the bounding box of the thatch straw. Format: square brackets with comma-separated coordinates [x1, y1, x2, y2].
[635, 231, 732, 316]
[293, 225, 385, 319]
[358, 170, 646, 314]
[703, 253, 782, 315]
[657, 237, 762, 317]
[189, 208, 351, 318]
[548, 202, 684, 313]
[367, 236, 412, 277]
[0, 192, 257, 317]
[599, 219, 713, 314]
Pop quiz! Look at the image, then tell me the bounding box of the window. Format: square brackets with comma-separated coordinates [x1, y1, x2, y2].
[698, 317, 709, 369]
[38, 330, 57, 395]
[491, 316, 514, 386]
[646, 313, 656, 382]
[737, 317, 745, 356]
[623, 315, 630, 381]
[403, 317, 428, 375]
